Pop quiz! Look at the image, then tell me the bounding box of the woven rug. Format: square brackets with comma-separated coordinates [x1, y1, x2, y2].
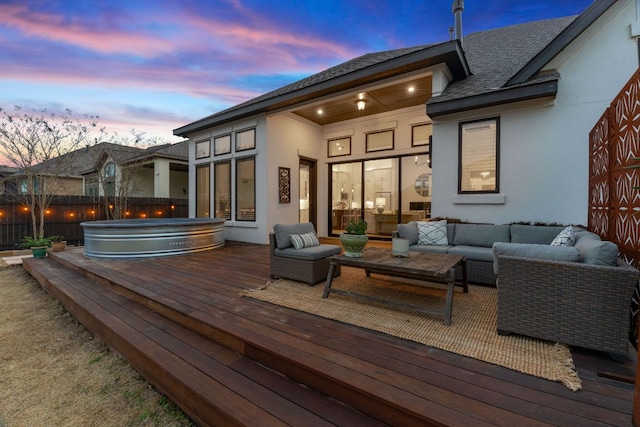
[242, 268, 582, 391]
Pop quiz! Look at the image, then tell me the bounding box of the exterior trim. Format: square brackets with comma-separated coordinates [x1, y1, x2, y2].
[426, 80, 558, 118]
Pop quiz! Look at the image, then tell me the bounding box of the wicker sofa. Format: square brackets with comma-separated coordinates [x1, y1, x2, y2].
[395, 222, 571, 285]
[395, 220, 638, 358]
[269, 223, 341, 285]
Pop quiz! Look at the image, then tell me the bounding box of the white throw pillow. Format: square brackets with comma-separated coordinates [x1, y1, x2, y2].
[550, 226, 575, 247]
[290, 232, 320, 249]
[417, 220, 448, 245]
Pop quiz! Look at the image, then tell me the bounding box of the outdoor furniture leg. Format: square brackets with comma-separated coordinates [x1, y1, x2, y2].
[322, 263, 337, 298]
[443, 268, 455, 326]
[461, 258, 469, 293]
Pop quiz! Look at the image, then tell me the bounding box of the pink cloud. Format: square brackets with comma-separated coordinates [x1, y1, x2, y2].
[0, 4, 176, 57]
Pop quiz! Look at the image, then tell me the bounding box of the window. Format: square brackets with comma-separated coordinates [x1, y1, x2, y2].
[366, 130, 394, 152]
[235, 157, 255, 221]
[196, 164, 210, 217]
[235, 128, 255, 151]
[195, 140, 210, 159]
[214, 134, 231, 155]
[214, 161, 231, 220]
[459, 118, 499, 193]
[104, 162, 116, 197]
[328, 137, 351, 157]
[412, 123, 432, 147]
[85, 174, 99, 196]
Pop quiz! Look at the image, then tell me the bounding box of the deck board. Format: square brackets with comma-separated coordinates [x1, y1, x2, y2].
[23, 242, 636, 426]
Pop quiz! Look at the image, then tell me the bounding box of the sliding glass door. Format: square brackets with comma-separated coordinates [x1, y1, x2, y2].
[329, 154, 431, 237]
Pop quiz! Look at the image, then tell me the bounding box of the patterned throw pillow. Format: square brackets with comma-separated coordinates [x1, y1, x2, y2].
[550, 226, 575, 247]
[417, 220, 448, 246]
[290, 232, 320, 249]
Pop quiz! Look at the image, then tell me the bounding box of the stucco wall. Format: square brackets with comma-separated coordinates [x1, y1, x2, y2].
[431, 0, 638, 225]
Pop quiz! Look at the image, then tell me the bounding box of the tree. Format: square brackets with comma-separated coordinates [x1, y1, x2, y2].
[0, 106, 100, 239]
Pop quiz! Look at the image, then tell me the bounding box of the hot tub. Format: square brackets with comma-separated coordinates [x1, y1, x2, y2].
[81, 218, 225, 258]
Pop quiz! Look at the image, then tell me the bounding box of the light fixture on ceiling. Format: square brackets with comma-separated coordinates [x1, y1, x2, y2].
[408, 86, 415, 93]
[354, 93, 368, 111]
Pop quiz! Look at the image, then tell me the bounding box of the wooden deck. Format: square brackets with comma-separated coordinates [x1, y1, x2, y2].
[22, 241, 635, 426]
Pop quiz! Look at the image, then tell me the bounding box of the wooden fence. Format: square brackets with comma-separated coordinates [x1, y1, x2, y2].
[588, 68, 640, 343]
[0, 195, 188, 250]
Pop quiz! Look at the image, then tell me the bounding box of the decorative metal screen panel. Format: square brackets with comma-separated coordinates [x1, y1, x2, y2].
[589, 69, 640, 345]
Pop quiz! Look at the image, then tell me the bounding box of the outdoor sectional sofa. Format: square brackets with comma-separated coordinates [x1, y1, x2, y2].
[395, 221, 639, 358]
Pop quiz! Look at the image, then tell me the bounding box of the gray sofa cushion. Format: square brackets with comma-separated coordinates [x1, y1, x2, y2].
[492, 242, 582, 274]
[448, 245, 494, 262]
[453, 224, 510, 248]
[396, 222, 418, 245]
[273, 222, 315, 249]
[509, 225, 566, 244]
[409, 244, 453, 254]
[574, 237, 619, 265]
[275, 244, 341, 261]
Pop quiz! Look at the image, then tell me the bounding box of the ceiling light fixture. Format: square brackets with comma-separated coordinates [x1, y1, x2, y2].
[408, 86, 415, 93]
[355, 93, 368, 111]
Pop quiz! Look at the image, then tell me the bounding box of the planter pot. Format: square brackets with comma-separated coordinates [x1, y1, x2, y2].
[31, 246, 48, 259]
[51, 241, 67, 252]
[339, 234, 369, 258]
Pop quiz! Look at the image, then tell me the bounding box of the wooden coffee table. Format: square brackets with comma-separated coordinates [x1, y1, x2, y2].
[322, 247, 468, 326]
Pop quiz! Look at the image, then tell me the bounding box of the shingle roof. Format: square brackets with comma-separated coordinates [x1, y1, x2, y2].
[174, 0, 616, 132]
[429, 16, 576, 105]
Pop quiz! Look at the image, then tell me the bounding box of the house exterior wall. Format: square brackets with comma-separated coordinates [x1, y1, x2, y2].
[54, 177, 84, 195]
[431, 0, 638, 226]
[169, 169, 188, 198]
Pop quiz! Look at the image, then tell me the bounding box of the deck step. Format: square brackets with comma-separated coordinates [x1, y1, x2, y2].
[23, 257, 384, 427]
[41, 250, 504, 427]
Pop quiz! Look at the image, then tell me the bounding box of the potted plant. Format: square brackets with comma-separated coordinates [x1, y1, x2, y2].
[339, 219, 369, 257]
[19, 236, 52, 259]
[50, 235, 67, 252]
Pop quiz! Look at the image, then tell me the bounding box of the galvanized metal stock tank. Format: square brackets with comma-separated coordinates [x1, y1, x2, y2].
[81, 218, 225, 258]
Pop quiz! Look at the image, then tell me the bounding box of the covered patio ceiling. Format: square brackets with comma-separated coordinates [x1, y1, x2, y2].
[291, 75, 433, 126]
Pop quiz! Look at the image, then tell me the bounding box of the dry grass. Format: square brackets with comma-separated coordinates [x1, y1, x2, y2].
[0, 266, 194, 427]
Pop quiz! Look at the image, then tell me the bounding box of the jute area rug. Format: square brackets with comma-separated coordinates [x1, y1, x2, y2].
[242, 267, 582, 391]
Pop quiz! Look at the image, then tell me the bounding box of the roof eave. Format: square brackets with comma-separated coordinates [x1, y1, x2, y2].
[174, 41, 470, 137]
[426, 80, 558, 118]
[507, 0, 617, 86]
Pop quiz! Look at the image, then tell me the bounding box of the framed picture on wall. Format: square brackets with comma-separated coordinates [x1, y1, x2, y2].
[279, 167, 290, 203]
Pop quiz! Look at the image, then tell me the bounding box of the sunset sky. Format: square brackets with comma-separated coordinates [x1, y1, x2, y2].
[0, 0, 594, 145]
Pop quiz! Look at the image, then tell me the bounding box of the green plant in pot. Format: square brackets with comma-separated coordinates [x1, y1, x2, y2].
[50, 235, 67, 252]
[339, 219, 369, 257]
[19, 236, 52, 259]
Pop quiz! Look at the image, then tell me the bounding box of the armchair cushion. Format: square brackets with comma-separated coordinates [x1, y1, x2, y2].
[396, 222, 418, 245]
[290, 232, 320, 249]
[273, 222, 315, 249]
[275, 244, 341, 261]
[492, 242, 581, 274]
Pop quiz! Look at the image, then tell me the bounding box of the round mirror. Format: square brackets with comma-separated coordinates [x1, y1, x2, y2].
[414, 173, 430, 197]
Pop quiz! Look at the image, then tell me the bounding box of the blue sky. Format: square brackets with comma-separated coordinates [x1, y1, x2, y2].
[0, 0, 594, 144]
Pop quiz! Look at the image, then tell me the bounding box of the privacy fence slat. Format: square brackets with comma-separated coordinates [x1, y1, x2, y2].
[0, 195, 188, 250]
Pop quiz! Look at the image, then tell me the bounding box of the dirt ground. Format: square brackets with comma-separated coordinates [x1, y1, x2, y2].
[0, 266, 195, 427]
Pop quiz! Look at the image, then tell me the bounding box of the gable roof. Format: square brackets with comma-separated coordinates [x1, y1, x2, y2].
[174, 42, 470, 136]
[427, 0, 617, 116]
[174, 0, 618, 134]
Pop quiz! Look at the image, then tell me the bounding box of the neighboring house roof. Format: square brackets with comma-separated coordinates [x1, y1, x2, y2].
[0, 165, 19, 177]
[174, 0, 617, 134]
[5, 141, 188, 178]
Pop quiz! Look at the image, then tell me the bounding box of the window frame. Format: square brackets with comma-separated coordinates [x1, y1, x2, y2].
[235, 156, 256, 221]
[195, 139, 211, 159]
[411, 123, 432, 147]
[214, 160, 231, 220]
[195, 163, 211, 218]
[327, 137, 351, 157]
[213, 134, 232, 156]
[365, 129, 394, 153]
[458, 117, 500, 194]
[235, 128, 256, 152]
